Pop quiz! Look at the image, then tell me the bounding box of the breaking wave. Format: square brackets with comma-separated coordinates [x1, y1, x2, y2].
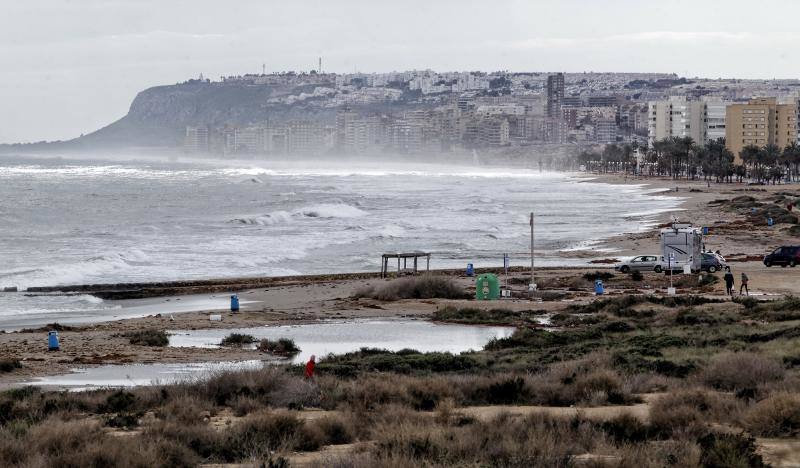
[231, 204, 367, 225]
[0, 250, 151, 289]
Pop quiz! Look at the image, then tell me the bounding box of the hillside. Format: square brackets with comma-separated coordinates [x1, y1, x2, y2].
[0, 81, 349, 151]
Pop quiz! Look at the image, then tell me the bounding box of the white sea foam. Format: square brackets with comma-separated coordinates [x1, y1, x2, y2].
[230, 203, 366, 225]
[0, 250, 152, 289]
[297, 203, 367, 218]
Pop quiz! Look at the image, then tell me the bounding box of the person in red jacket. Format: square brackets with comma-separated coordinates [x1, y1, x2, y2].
[305, 355, 316, 378]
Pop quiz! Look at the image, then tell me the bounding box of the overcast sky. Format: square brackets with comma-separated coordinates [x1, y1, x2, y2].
[2, 0, 799, 143]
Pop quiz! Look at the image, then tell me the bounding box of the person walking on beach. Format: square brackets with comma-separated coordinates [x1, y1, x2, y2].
[305, 355, 316, 379]
[723, 267, 735, 296]
[740, 272, 750, 296]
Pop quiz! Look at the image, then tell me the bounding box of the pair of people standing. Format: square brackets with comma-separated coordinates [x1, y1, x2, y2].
[723, 267, 749, 296]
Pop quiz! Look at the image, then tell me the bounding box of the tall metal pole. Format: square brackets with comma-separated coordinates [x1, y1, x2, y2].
[530, 212, 535, 292]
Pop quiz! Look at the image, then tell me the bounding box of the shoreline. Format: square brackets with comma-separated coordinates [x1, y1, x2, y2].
[2, 174, 799, 386]
[18, 172, 687, 300]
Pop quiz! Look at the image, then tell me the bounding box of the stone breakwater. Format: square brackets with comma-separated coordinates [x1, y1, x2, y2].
[22, 266, 586, 300]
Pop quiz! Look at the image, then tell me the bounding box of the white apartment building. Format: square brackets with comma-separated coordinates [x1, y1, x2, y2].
[648, 97, 725, 145]
[184, 126, 209, 153]
[704, 97, 727, 143]
[475, 104, 526, 117]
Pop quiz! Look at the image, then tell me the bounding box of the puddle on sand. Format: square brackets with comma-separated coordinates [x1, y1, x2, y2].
[29, 320, 515, 390]
[168, 319, 516, 364]
[30, 360, 267, 390]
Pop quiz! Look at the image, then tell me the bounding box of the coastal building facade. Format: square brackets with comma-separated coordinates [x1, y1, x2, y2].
[725, 97, 798, 160]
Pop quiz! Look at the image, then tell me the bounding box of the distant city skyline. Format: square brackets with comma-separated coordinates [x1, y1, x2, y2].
[2, 0, 800, 143]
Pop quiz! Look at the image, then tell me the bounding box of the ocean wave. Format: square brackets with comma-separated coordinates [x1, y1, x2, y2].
[372, 224, 406, 239]
[297, 204, 367, 218]
[0, 250, 151, 289]
[231, 211, 293, 226]
[230, 203, 367, 226]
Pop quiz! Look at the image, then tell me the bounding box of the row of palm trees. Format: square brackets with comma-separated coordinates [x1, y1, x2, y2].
[574, 138, 800, 183]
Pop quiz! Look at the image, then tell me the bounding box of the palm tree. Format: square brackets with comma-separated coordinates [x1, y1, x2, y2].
[782, 142, 800, 182]
[739, 145, 761, 181]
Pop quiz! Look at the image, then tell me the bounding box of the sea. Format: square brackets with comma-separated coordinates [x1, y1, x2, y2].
[0, 154, 680, 322]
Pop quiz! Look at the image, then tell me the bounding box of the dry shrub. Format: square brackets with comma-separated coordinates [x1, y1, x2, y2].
[700, 352, 784, 391]
[355, 275, 468, 301]
[339, 376, 409, 411]
[573, 370, 626, 405]
[27, 418, 104, 457]
[155, 394, 213, 424]
[312, 415, 356, 445]
[368, 412, 608, 466]
[616, 440, 701, 468]
[434, 397, 457, 425]
[144, 419, 223, 460]
[268, 377, 322, 409]
[0, 427, 28, 466]
[11, 417, 188, 467]
[624, 373, 671, 394]
[231, 395, 262, 417]
[223, 411, 325, 458]
[405, 377, 458, 410]
[537, 357, 639, 406]
[202, 366, 313, 407]
[697, 432, 767, 468]
[744, 392, 800, 437]
[649, 389, 740, 438]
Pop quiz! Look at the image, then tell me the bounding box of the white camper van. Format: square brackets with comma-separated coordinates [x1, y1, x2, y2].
[660, 223, 702, 273]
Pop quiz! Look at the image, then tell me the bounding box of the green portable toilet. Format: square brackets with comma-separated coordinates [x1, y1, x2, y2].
[475, 273, 500, 300]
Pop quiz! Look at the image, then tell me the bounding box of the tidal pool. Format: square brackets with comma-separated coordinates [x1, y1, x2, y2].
[29, 320, 515, 389]
[168, 319, 516, 364]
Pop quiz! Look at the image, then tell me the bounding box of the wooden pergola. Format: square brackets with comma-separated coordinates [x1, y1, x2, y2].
[380, 251, 431, 278]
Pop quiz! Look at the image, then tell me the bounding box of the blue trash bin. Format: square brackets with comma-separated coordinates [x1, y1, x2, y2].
[466, 263, 474, 277]
[768, 217, 774, 227]
[702, 226, 709, 235]
[230, 294, 240, 312]
[594, 279, 604, 296]
[48, 331, 59, 351]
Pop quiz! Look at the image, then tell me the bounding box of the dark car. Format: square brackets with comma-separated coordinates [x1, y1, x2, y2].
[764, 246, 800, 268]
[700, 252, 726, 273]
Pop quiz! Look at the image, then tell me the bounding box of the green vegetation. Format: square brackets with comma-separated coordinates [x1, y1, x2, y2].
[219, 333, 256, 346]
[582, 270, 615, 281]
[431, 306, 539, 325]
[125, 329, 169, 347]
[0, 359, 21, 373]
[575, 138, 800, 184]
[19, 322, 77, 333]
[257, 338, 300, 355]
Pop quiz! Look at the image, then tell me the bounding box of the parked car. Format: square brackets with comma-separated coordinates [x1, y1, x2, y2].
[615, 255, 664, 273]
[700, 252, 727, 273]
[764, 246, 800, 267]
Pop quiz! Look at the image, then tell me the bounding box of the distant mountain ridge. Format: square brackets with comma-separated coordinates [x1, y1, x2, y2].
[1, 80, 347, 151]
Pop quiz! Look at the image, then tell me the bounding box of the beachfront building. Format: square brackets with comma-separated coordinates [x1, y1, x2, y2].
[595, 118, 618, 143]
[286, 120, 325, 155]
[647, 97, 707, 145]
[546, 73, 565, 118]
[725, 97, 798, 161]
[184, 126, 209, 153]
[704, 97, 727, 143]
